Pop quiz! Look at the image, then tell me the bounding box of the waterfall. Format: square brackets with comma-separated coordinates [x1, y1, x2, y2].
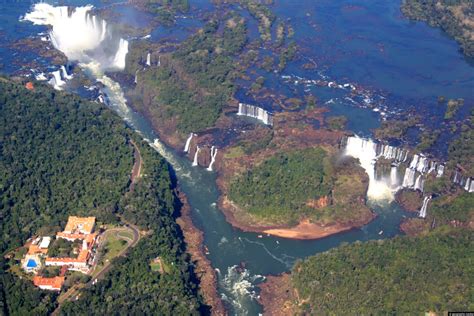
[113, 39, 129, 69]
[436, 164, 445, 177]
[464, 178, 471, 191]
[390, 165, 398, 188]
[157, 55, 161, 67]
[134, 69, 139, 84]
[192, 146, 200, 166]
[49, 70, 65, 90]
[60, 65, 73, 80]
[414, 174, 424, 192]
[409, 154, 419, 170]
[453, 173, 474, 192]
[418, 196, 431, 218]
[402, 167, 416, 188]
[344, 136, 394, 201]
[237, 103, 273, 126]
[207, 146, 218, 171]
[184, 133, 193, 153]
[24, 3, 129, 71]
[146, 52, 151, 66]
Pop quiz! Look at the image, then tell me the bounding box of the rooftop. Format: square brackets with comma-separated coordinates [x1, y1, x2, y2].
[63, 216, 96, 234]
[33, 276, 65, 291]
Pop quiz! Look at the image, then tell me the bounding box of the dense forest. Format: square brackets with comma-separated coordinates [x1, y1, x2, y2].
[228, 147, 332, 224]
[228, 147, 372, 226]
[402, 0, 474, 56]
[292, 229, 473, 314]
[61, 142, 202, 315]
[130, 14, 247, 133]
[0, 78, 203, 314]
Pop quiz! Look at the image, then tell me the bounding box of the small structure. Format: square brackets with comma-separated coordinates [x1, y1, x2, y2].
[22, 254, 42, 273]
[33, 276, 65, 291]
[39, 236, 51, 249]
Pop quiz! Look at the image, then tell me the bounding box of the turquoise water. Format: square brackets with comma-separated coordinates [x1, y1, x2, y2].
[1, 0, 472, 314]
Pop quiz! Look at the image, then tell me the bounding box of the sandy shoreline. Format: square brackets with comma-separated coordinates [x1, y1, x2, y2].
[218, 195, 376, 240]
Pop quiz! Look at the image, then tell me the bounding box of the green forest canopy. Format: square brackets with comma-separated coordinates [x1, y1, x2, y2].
[0, 79, 202, 315]
[292, 229, 473, 314]
[228, 147, 332, 223]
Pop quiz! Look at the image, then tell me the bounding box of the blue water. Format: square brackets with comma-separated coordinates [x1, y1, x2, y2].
[1, 0, 473, 314]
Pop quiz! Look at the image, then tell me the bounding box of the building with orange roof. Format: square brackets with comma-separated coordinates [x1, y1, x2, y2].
[63, 216, 95, 234]
[45, 233, 97, 272]
[33, 276, 65, 291]
[27, 244, 48, 255]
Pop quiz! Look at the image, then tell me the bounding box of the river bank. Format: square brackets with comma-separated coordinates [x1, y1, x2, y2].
[175, 190, 226, 316]
[258, 273, 296, 316]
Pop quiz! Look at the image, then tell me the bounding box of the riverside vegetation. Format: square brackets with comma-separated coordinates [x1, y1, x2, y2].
[0, 78, 204, 315]
[228, 147, 372, 227]
[129, 15, 247, 134]
[402, 0, 474, 57]
[291, 229, 473, 314]
[262, 109, 474, 314]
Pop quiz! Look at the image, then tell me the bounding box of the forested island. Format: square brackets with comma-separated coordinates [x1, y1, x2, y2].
[0, 78, 213, 315]
[402, 0, 474, 56]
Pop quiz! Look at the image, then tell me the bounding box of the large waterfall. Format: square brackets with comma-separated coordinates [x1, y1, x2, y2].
[24, 3, 128, 71]
[344, 136, 394, 201]
[237, 103, 273, 126]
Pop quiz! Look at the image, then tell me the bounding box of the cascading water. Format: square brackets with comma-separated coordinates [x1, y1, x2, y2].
[184, 133, 194, 153]
[237, 103, 273, 126]
[23, 3, 129, 71]
[207, 146, 218, 171]
[418, 196, 431, 218]
[49, 70, 65, 90]
[402, 168, 416, 188]
[390, 165, 399, 188]
[146, 52, 151, 66]
[113, 39, 129, 70]
[60, 65, 73, 80]
[414, 174, 424, 192]
[192, 146, 200, 166]
[344, 136, 394, 201]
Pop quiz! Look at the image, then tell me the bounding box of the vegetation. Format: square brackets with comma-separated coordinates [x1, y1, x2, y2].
[229, 148, 331, 222]
[238, 0, 275, 41]
[402, 0, 474, 56]
[326, 115, 347, 131]
[47, 239, 77, 258]
[444, 98, 464, 120]
[416, 129, 440, 152]
[139, 0, 190, 25]
[62, 143, 203, 315]
[131, 16, 247, 133]
[291, 229, 473, 314]
[447, 110, 473, 174]
[0, 79, 203, 314]
[373, 117, 419, 140]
